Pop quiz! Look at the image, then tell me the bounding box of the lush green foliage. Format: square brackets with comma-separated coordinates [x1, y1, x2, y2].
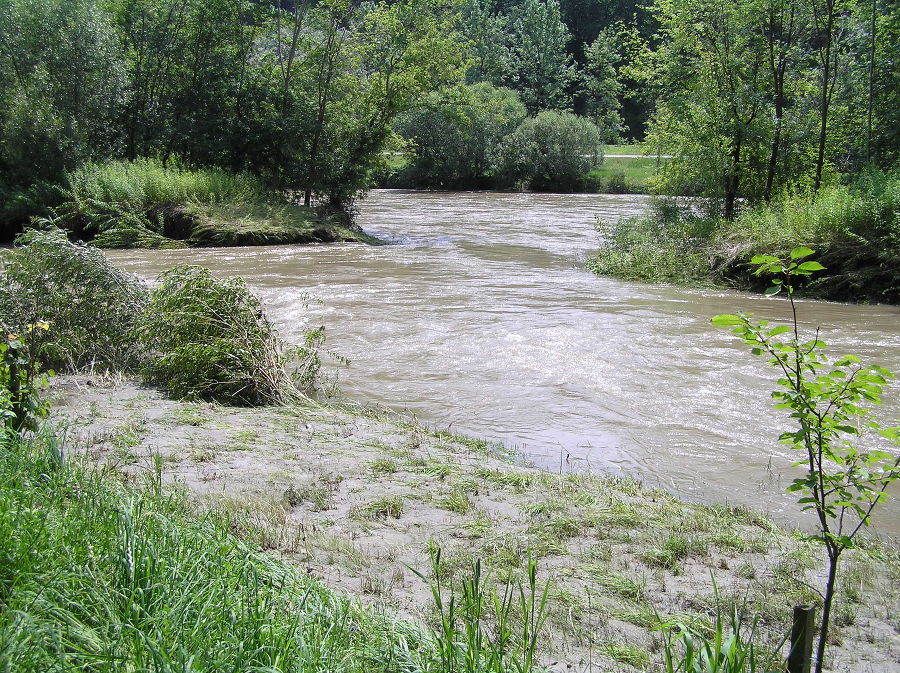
[0, 323, 50, 432]
[591, 171, 900, 302]
[137, 266, 298, 406]
[713, 249, 900, 672]
[635, 0, 898, 211]
[588, 199, 714, 283]
[0, 229, 148, 371]
[499, 111, 603, 191]
[659, 596, 782, 673]
[394, 84, 527, 189]
[0, 0, 468, 239]
[415, 548, 549, 673]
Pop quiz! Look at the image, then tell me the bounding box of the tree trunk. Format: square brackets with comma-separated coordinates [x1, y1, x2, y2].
[813, 1, 835, 193]
[814, 550, 841, 673]
[724, 130, 742, 220]
[866, 0, 876, 162]
[764, 81, 784, 202]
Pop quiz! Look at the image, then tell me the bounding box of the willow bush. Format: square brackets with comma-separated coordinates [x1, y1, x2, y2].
[137, 266, 297, 406]
[0, 229, 148, 371]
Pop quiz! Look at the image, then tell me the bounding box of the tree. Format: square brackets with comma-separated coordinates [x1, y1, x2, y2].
[640, 0, 770, 217]
[713, 248, 900, 673]
[395, 83, 527, 188]
[498, 110, 602, 191]
[757, 0, 807, 201]
[582, 25, 627, 143]
[808, 0, 846, 192]
[461, 0, 510, 85]
[0, 0, 125, 187]
[504, 0, 577, 114]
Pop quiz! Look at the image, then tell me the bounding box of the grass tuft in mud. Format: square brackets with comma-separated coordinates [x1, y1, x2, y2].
[137, 265, 299, 406]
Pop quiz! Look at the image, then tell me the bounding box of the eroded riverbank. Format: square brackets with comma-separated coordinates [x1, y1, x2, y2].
[53, 375, 900, 673]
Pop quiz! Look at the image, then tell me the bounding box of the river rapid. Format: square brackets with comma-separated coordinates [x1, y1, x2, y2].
[106, 189, 900, 535]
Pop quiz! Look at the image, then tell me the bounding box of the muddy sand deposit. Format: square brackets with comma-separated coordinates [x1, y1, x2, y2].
[51, 375, 900, 672]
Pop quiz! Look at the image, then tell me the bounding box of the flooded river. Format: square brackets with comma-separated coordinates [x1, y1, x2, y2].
[106, 190, 900, 535]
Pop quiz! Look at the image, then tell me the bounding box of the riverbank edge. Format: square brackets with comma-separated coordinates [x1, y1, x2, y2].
[50, 375, 900, 672]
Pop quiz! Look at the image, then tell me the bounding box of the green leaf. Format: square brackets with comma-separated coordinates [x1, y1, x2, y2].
[764, 285, 782, 296]
[797, 261, 826, 272]
[751, 254, 780, 265]
[767, 325, 791, 337]
[790, 247, 814, 260]
[711, 314, 743, 327]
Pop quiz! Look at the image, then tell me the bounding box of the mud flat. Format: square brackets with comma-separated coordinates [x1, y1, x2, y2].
[52, 376, 900, 673]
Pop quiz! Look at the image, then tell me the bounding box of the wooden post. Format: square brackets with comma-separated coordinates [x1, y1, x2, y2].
[787, 605, 816, 673]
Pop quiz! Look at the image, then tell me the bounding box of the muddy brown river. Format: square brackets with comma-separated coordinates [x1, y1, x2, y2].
[106, 190, 900, 535]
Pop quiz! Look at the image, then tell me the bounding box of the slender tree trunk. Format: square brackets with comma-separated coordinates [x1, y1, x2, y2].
[765, 76, 785, 202]
[814, 550, 841, 673]
[725, 130, 742, 220]
[813, 1, 834, 193]
[866, 0, 876, 162]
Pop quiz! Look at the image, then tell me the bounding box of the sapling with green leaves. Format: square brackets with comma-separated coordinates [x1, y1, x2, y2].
[712, 247, 900, 673]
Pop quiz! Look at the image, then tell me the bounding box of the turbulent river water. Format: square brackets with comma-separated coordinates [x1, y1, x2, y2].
[106, 189, 900, 535]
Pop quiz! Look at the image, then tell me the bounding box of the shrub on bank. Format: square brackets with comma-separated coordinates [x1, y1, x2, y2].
[137, 265, 297, 406]
[498, 111, 603, 192]
[0, 229, 148, 371]
[394, 83, 528, 189]
[591, 170, 900, 303]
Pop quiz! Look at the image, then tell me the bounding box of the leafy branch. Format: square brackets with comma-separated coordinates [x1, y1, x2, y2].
[712, 246, 899, 673]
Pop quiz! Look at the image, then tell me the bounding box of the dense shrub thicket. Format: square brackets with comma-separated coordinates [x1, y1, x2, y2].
[393, 92, 604, 191]
[394, 83, 527, 189]
[0, 232, 315, 403]
[499, 111, 603, 191]
[590, 171, 900, 303]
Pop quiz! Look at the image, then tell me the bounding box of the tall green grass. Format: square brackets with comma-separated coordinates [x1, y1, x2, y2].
[38, 159, 365, 248]
[0, 425, 549, 671]
[66, 158, 267, 212]
[0, 429, 430, 671]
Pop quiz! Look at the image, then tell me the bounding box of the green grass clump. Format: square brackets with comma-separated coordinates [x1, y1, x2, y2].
[42, 159, 376, 249]
[369, 458, 398, 475]
[439, 489, 473, 515]
[0, 430, 433, 672]
[599, 641, 651, 668]
[353, 496, 404, 520]
[0, 228, 148, 371]
[137, 265, 297, 406]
